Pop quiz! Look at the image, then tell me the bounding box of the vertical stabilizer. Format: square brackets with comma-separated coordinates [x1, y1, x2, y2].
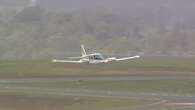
[81, 44, 87, 56]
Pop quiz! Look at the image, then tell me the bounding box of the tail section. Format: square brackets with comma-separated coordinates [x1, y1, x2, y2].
[81, 44, 87, 57]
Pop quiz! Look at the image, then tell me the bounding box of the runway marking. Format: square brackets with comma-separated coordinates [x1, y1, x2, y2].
[165, 103, 195, 106]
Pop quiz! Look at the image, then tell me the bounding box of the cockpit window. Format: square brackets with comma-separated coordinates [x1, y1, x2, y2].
[90, 55, 104, 60]
[94, 55, 102, 60]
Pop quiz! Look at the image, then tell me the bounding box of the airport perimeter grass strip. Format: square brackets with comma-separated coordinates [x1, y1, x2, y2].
[0, 58, 195, 77]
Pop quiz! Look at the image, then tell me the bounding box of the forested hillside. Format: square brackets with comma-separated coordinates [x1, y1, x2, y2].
[0, 0, 195, 59]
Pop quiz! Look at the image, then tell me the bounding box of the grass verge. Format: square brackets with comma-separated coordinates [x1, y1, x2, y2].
[0, 58, 195, 77]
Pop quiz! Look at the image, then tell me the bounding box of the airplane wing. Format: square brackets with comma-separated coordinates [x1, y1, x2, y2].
[69, 54, 97, 59]
[115, 55, 140, 61]
[68, 56, 85, 59]
[52, 59, 83, 63]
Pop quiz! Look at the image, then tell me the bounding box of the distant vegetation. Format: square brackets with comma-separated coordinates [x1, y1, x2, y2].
[0, 1, 195, 59]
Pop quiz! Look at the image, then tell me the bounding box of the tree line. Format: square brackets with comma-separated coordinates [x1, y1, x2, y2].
[0, 6, 195, 59]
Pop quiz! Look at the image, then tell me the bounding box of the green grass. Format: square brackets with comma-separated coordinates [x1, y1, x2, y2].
[0, 94, 145, 110]
[160, 107, 195, 110]
[0, 57, 195, 77]
[0, 58, 195, 110]
[4, 79, 195, 95]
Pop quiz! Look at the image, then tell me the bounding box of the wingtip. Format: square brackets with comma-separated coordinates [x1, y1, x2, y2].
[52, 59, 57, 62]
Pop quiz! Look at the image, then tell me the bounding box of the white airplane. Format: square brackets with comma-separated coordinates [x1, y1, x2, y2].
[52, 45, 140, 64]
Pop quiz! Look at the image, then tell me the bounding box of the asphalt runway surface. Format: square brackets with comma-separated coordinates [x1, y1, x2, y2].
[0, 76, 195, 110]
[0, 76, 195, 82]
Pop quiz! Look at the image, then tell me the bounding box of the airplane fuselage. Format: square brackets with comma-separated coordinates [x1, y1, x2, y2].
[81, 53, 108, 64]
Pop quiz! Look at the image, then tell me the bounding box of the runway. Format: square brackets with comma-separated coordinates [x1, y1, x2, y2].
[0, 76, 195, 110]
[0, 76, 195, 83]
